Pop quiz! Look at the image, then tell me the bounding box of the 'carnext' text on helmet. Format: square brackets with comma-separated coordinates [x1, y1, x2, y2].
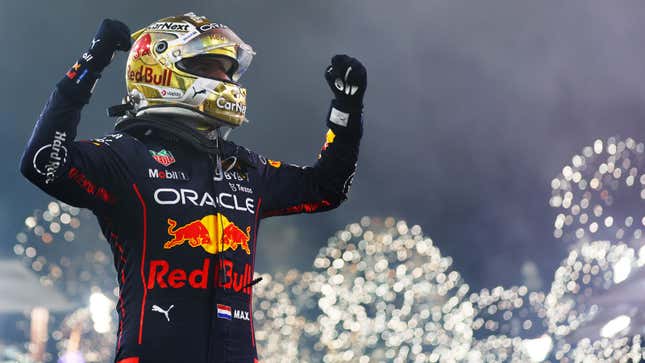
[147, 22, 191, 32]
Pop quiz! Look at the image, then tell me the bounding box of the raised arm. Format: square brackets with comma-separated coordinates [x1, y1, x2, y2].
[20, 20, 132, 214]
[259, 55, 367, 218]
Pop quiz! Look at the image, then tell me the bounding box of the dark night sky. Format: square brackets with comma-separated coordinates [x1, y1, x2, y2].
[4, 0, 645, 290]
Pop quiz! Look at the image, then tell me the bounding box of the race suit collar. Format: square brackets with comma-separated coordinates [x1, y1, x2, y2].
[114, 116, 255, 169]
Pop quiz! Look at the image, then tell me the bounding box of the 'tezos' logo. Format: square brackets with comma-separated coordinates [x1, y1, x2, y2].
[32, 131, 67, 184]
[148, 168, 189, 181]
[164, 214, 251, 255]
[228, 182, 253, 194]
[147, 22, 191, 32]
[132, 33, 152, 60]
[128, 65, 173, 86]
[149, 149, 176, 166]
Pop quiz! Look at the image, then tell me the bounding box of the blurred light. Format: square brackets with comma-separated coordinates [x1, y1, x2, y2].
[600, 315, 630, 338]
[613, 256, 631, 283]
[58, 351, 85, 363]
[25, 247, 36, 258]
[521, 334, 553, 362]
[638, 245, 645, 266]
[594, 139, 603, 154]
[89, 292, 113, 334]
[25, 216, 36, 228]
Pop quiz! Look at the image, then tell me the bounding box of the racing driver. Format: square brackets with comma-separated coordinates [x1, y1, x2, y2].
[20, 13, 366, 363]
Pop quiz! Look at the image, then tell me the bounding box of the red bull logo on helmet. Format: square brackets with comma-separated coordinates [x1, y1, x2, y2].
[164, 214, 251, 255]
[133, 33, 152, 60]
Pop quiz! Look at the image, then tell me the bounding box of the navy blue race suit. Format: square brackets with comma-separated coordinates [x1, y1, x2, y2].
[19, 85, 361, 362]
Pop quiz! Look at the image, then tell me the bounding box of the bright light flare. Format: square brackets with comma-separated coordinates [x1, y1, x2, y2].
[89, 292, 113, 334]
[521, 334, 553, 362]
[600, 315, 631, 338]
[613, 256, 632, 284]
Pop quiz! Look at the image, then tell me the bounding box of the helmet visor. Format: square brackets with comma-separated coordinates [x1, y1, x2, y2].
[173, 25, 254, 82]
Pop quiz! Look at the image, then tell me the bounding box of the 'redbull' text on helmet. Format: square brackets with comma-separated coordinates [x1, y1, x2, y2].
[124, 12, 254, 128]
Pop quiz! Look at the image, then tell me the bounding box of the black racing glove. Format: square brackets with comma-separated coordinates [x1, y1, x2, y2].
[57, 19, 132, 104]
[324, 54, 367, 139]
[325, 54, 367, 111]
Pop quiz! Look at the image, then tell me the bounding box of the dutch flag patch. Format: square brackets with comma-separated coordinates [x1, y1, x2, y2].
[217, 304, 232, 320]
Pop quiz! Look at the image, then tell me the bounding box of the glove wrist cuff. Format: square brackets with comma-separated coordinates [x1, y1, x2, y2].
[326, 101, 363, 140]
[331, 98, 363, 113]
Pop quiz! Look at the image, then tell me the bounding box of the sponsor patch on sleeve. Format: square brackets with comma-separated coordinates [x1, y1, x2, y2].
[329, 107, 349, 127]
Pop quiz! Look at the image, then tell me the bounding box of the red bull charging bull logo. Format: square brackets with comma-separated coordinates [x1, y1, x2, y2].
[164, 214, 251, 255]
[133, 33, 152, 60]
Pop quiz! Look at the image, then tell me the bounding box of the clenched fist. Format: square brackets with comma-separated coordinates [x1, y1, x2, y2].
[58, 19, 132, 104]
[324, 55, 367, 111]
[85, 19, 132, 72]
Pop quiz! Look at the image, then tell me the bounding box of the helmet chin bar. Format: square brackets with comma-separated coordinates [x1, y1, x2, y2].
[135, 105, 239, 133]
